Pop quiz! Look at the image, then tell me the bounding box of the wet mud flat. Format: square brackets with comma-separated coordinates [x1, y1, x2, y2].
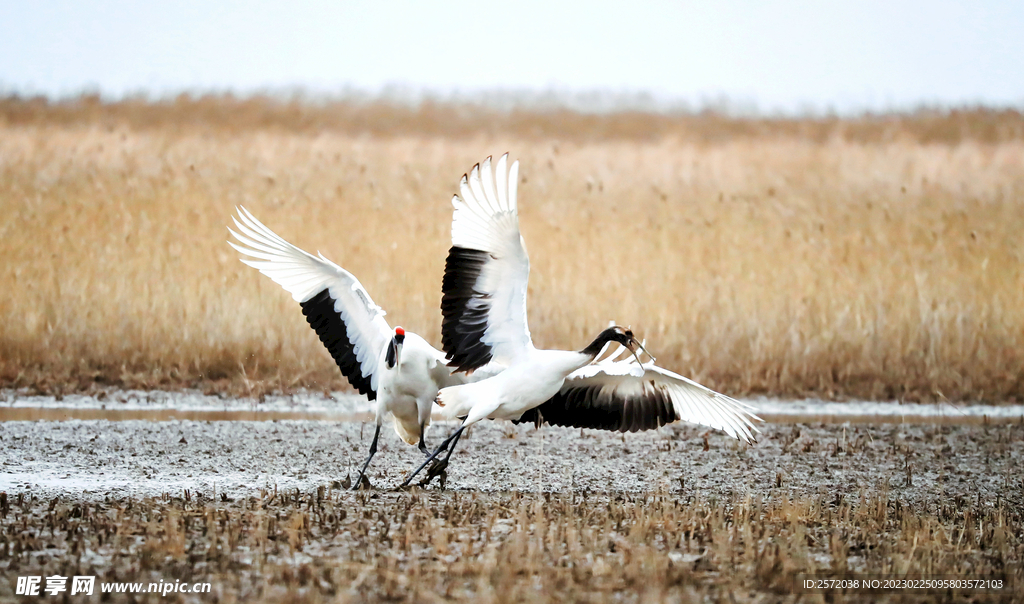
[1, 419, 1022, 602]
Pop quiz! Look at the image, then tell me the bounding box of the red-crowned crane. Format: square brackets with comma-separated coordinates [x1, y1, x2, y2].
[227, 207, 501, 489]
[401, 155, 761, 487]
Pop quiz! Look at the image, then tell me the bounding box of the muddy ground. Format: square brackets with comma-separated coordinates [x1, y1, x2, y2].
[1, 416, 1022, 602]
[0, 417, 1021, 503]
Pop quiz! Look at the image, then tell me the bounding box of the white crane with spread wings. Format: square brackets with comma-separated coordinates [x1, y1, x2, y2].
[402, 155, 761, 487]
[227, 207, 500, 489]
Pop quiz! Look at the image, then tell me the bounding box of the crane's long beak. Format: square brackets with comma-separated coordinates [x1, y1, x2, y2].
[626, 337, 656, 365]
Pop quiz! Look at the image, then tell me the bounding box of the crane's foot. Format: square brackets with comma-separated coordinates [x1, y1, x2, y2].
[347, 472, 373, 491]
[416, 458, 449, 488]
[399, 424, 464, 489]
[416, 471, 447, 489]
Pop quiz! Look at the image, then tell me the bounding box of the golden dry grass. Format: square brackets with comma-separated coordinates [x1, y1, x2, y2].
[1, 97, 1023, 400]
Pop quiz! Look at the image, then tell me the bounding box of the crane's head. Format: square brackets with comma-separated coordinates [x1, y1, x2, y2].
[385, 326, 406, 369]
[583, 325, 642, 361]
[603, 325, 634, 348]
[588, 325, 655, 365]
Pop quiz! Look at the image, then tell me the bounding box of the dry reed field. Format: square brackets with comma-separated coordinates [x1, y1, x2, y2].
[1, 97, 1023, 401]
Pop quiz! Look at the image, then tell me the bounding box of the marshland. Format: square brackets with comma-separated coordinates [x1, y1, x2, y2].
[1, 96, 1022, 602]
[2, 96, 1023, 401]
[1, 415, 1021, 602]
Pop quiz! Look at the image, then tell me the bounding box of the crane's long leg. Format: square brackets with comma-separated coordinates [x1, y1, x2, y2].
[400, 424, 465, 488]
[352, 424, 381, 490]
[418, 421, 430, 456]
[421, 426, 465, 486]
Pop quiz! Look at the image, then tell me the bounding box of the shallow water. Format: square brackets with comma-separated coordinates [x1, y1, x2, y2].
[1, 390, 1022, 425]
[0, 407, 374, 422]
[754, 400, 1024, 425]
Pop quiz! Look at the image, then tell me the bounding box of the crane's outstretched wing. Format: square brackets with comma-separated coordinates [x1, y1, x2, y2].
[516, 347, 762, 443]
[441, 154, 533, 372]
[227, 206, 391, 399]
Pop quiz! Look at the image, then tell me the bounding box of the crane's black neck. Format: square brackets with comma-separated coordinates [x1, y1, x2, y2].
[385, 336, 404, 369]
[579, 327, 631, 359]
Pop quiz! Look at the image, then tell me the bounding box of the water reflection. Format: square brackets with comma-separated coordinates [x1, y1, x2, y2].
[0, 407, 374, 423]
[0, 406, 1020, 425]
[756, 412, 1020, 426]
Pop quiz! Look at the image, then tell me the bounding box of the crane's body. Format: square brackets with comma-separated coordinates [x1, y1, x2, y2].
[376, 329, 502, 444]
[438, 348, 593, 423]
[374, 330, 440, 447]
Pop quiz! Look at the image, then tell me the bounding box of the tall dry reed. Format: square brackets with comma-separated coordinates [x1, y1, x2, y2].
[4, 94, 1024, 144]
[1, 102, 1022, 400]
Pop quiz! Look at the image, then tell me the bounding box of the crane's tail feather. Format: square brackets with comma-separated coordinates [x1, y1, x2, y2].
[435, 385, 475, 420]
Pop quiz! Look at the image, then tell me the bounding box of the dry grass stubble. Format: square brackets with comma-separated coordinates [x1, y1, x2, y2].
[1, 120, 1022, 401]
[0, 488, 1019, 602]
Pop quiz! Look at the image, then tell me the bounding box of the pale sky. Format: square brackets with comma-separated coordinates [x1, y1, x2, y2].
[2, 0, 1022, 114]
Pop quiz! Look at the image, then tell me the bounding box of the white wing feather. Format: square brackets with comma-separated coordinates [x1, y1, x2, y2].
[449, 154, 533, 363]
[566, 355, 762, 443]
[227, 206, 391, 392]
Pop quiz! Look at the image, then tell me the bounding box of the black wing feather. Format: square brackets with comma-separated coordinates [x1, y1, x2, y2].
[515, 381, 680, 433]
[300, 288, 376, 400]
[440, 246, 494, 372]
